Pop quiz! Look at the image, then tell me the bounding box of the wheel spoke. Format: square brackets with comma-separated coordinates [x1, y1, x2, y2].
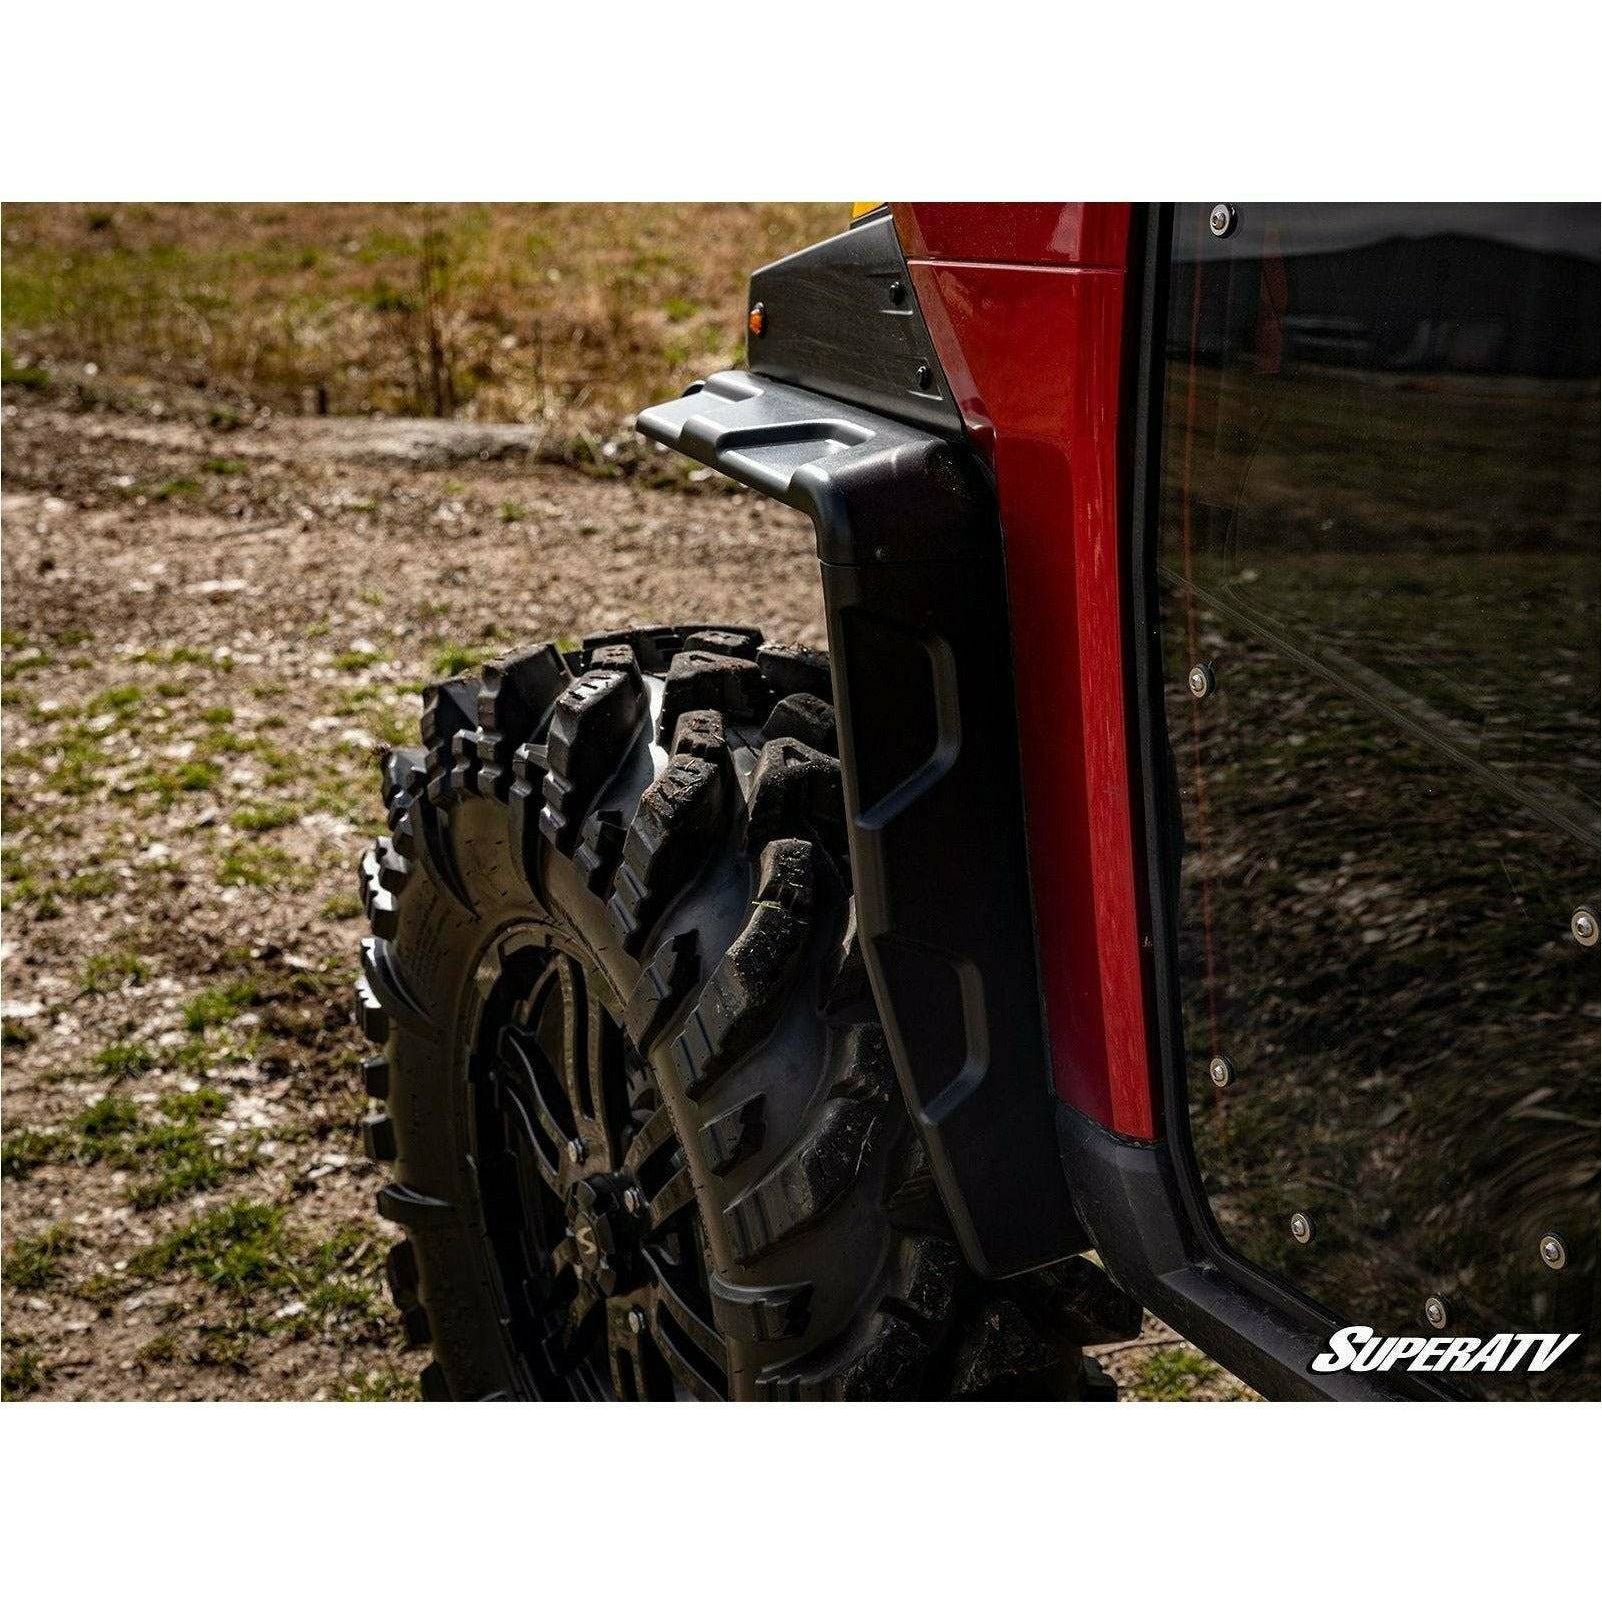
[643, 1250, 726, 1369]
[622, 1104, 675, 1176]
[585, 988, 615, 1159]
[553, 958, 590, 1134]
[496, 1026, 568, 1183]
[543, 1283, 601, 1376]
[646, 1165, 696, 1234]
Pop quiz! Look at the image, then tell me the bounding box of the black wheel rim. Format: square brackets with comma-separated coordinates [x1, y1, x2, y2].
[469, 931, 728, 1400]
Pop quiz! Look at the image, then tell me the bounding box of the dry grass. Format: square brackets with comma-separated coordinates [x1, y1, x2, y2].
[2, 202, 842, 425]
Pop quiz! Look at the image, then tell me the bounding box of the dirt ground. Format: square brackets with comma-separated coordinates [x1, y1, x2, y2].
[1, 383, 1250, 1401]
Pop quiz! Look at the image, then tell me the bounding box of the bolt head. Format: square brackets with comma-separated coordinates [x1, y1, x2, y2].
[623, 1187, 645, 1216]
[1187, 663, 1215, 699]
[564, 1137, 586, 1166]
[915, 363, 934, 391]
[888, 278, 906, 305]
[1539, 1232, 1568, 1271]
[1208, 1054, 1235, 1088]
[1209, 203, 1237, 239]
[626, 1307, 647, 1336]
[1571, 907, 1598, 947]
[1424, 1295, 1449, 1330]
[1290, 1211, 1314, 1246]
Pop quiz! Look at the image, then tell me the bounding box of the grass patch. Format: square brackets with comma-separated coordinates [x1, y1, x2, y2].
[430, 642, 492, 677]
[1, 1127, 74, 1178]
[87, 684, 143, 716]
[75, 1095, 143, 1140]
[2, 1336, 45, 1399]
[4, 1019, 38, 1049]
[148, 476, 201, 501]
[94, 1041, 158, 1078]
[1128, 1348, 1224, 1401]
[4, 1224, 78, 1290]
[130, 1200, 285, 1292]
[336, 1365, 419, 1402]
[320, 891, 362, 921]
[154, 758, 222, 801]
[81, 949, 149, 994]
[62, 868, 118, 900]
[333, 649, 384, 671]
[230, 802, 296, 833]
[183, 978, 259, 1031]
[216, 841, 306, 888]
[2, 348, 50, 391]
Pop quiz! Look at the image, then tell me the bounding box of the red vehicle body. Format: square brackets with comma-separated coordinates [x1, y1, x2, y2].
[901, 204, 1153, 1138]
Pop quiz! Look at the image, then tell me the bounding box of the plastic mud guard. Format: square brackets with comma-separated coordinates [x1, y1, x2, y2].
[638, 370, 1083, 1278]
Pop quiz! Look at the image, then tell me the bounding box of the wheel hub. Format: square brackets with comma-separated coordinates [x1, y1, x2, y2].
[564, 1173, 641, 1297]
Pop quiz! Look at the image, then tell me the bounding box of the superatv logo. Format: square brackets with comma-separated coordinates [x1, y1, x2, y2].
[1312, 1325, 1580, 1375]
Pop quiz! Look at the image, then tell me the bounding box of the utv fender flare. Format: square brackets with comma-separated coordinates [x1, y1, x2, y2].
[639, 370, 1081, 1279]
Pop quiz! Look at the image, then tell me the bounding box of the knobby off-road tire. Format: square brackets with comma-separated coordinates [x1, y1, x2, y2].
[356, 623, 1137, 1399]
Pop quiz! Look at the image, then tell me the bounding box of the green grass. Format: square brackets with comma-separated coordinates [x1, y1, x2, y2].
[122, 1206, 389, 1335]
[3, 1019, 38, 1049]
[75, 1095, 143, 1140]
[216, 841, 305, 888]
[430, 643, 491, 677]
[148, 476, 201, 501]
[81, 949, 149, 994]
[336, 1365, 419, 1402]
[183, 979, 260, 1032]
[2, 348, 50, 391]
[332, 648, 385, 671]
[2, 1337, 45, 1399]
[1, 1127, 73, 1178]
[129, 1200, 286, 1292]
[4, 1224, 78, 1290]
[1128, 1347, 1229, 1401]
[320, 891, 362, 921]
[94, 1041, 158, 1078]
[87, 684, 143, 715]
[61, 868, 118, 900]
[132, 756, 225, 805]
[230, 802, 296, 833]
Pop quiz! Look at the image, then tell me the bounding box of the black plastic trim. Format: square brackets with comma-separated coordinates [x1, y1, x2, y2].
[638, 370, 1082, 1279]
[1059, 1106, 1442, 1400]
[746, 215, 964, 441]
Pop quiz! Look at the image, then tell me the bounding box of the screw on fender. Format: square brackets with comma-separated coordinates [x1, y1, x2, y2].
[1188, 662, 1216, 699]
[1571, 907, 1598, 947]
[1539, 1233, 1568, 1271]
[1208, 1054, 1235, 1088]
[1209, 202, 1238, 239]
[1424, 1295, 1450, 1330]
[1290, 1211, 1314, 1246]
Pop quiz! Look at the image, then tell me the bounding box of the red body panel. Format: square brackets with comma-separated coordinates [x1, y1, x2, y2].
[895, 203, 1154, 1139]
[895, 203, 1130, 270]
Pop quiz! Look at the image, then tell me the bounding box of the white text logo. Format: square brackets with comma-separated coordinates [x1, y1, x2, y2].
[1311, 1325, 1580, 1375]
